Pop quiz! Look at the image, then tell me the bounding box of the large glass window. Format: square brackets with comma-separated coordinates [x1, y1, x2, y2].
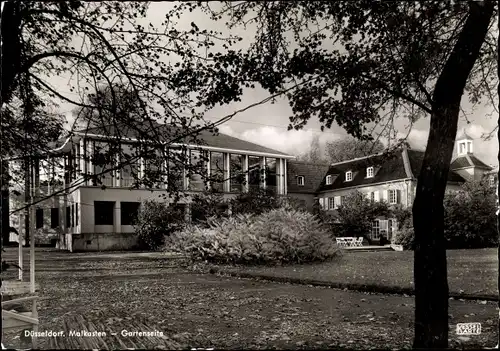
[265, 157, 277, 192]
[210, 152, 224, 192]
[167, 149, 184, 191]
[50, 208, 59, 229]
[121, 143, 140, 188]
[93, 141, 114, 186]
[121, 202, 140, 225]
[248, 156, 262, 191]
[35, 208, 44, 229]
[189, 150, 206, 191]
[230, 154, 245, 193]
[143, 147, 164, 189]
[94, 201, 115, 225]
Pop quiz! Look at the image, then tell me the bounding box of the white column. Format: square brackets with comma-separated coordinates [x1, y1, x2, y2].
[115, 202, 121, 233]
[276, 159, 282, 195]
[86, 140, 93, 185]
[79, 139, 86, 184]
[243, 155, 249, 193]
[223, 153, 230, 192]
[115, 149, 121, 187]
[260, 157, 266, 189]
[206, 151, 211, 191]
[284, 159, 287, 195]
[183, 149, 190, 191]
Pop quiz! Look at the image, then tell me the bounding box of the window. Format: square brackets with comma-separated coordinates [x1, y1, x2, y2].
[94, 201, 115, 225]
[210, 151, 225, 192]
[345, 171, 353, 182]
[35, 208, 44, 229]
[389, 189, 398, 204]
[366, 167, 374, 178]
[371, 220, 380, 240]
[328, 197, 335, 210]
[325, 175, 332, 185]
[370, 192, 375, 202]
[188, 150, 207, 191]
[121, 202, 140, 225]
[248, 156, 262, 191]
[467, 142, 472, 153]
[75, 203, 79, 226]
[93, 141, 114, 186]
[71, 204, 75, 227]
[50, 208, 59, 229]
[265, 157, 277, 191]
[230, 154, 245, 192]
[167, 149, 184, 191]
[144, 148, 164, 189]
[121, 143, 140, 187]
[297, 176, 305, 186]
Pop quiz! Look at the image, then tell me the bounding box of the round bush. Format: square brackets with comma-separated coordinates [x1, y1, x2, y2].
[393, 226, 415, 250]
[167, 208, 341, 265]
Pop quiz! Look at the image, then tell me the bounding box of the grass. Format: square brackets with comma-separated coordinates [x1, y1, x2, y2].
[1, 248, 498, 349]
[207, 249, 498, 298]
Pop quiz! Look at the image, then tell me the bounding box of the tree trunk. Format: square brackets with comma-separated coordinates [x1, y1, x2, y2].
[412, 1, 495, 348]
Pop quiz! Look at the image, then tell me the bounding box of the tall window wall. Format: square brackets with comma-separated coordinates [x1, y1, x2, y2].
[189, 150, 207, 191]
[121, 143, 140, 187]
[230, 154, 245, 193]
[248, 156, 262, 192]
[210, 151, 224, 192]
[265, 157, 277, 193]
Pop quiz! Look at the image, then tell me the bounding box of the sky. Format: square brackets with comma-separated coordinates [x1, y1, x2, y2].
[49, 2, 498, 167]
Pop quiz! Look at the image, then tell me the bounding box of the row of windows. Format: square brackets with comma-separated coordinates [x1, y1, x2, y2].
[62, 142, 283, 192]
[319, 189, 401, 210]
[35, 205, 79, 229]
[325, 167, 375, 186]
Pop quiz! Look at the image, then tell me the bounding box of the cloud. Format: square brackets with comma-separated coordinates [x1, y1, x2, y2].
[217, 124, 340, 156]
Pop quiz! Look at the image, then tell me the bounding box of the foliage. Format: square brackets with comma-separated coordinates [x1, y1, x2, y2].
[326, 137, 385, 163]
[134, 200, 185, 250]
[190, 191, 230, 227]
[335, 191, 390, 239]
[443, 180, 497, 249]
[393, 226, 416, 251]
[229, 188, 282, 216]
[167, 208, 340, 265]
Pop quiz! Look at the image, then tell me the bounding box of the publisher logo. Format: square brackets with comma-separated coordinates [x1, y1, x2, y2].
[456, 322, 481, 335]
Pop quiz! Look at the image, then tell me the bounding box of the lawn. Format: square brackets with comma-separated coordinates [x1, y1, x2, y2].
[1, 249, 497, 349]
[207, 248, 498, 298]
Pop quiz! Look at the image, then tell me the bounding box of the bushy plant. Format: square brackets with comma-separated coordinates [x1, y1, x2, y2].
[229, 188, 282, 216]
[443, 180, 497, 249]
[393, 226, 415, 250]
[134, 200, 185, 250]
[190, 191, 230, 227]
[336, 191, 390, 238]
[167, 208, 341, 265]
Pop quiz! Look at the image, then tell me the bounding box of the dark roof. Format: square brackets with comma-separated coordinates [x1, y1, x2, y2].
[317, 149, 466, 193]
[407, 150, 466, 183]
[317, 151, 407, 192]
[287, 161, 331, 194]
[451, 155, 493, 170]
[75, 122, 290, 156]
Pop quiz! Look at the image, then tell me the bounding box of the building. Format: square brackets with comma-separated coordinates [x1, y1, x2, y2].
[9, 122, 295, 251]
[289, 130, 493, 243]
[286, 161, 331, 212]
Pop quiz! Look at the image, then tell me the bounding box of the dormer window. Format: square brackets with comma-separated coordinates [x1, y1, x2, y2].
[366, 167, 374, 178]
[345, 171, 353, 182]
[458, 140, 473, 155]
[325, 175, 332, 185]
[297, 176, 305, 186]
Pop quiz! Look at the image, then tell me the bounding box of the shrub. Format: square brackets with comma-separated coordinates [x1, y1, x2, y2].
[443, 181, 497, 249]
[229, 188, 282, 216]
[190, 191, 230, 227]
[393, 226, 415, 250]
[134, 200, 185, 250]
[167, 208, 341, 265]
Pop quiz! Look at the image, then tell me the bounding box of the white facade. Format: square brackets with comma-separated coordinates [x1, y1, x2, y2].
[10, 134, 293, 251]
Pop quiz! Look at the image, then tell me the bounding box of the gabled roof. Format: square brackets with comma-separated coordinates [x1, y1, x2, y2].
[317, 148, 467, 193]
[451, 155, 493, 170]
[287, 161, 331, 194]
[71, 122, 293, 157]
